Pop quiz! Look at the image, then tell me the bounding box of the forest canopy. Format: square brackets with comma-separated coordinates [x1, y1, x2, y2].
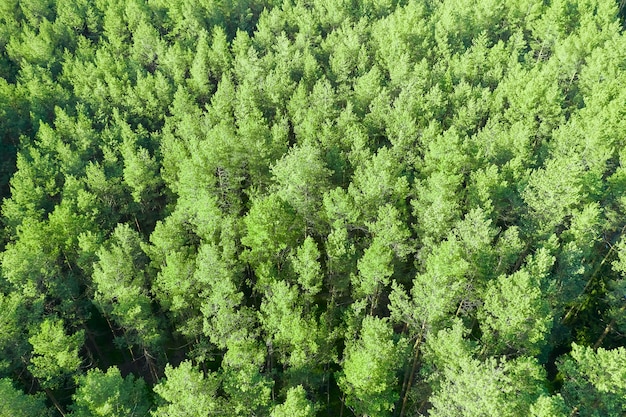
[1, 0, 626, 415]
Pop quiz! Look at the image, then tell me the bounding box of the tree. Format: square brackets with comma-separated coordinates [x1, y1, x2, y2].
[221, 335, 273, 417]
[152, 361, 221, 417]
[0, 78, 28, 199]
[15, 64, 70, 125]
[595, 235, 626, 349]
[287, 78, 338, 147]
[1, 218, 60, 296]
[353, 238, 394, 313]
[187, 30, 214, 102]
[153, 249, 200, 339]
[0, 292, 40, 377]
[529, 394, 568, 417]
[92, 223, 162, 360]
[411, 171, 463, 246]
[479, 269, 553, 357]
[522, 156, 585, 237]
[559, 344, 626, 417]
[28, 317, 84, 389]
[241, 193, 304, 273]
[424, 322, 546, 417]
[70, 367, 151, 417]
[55, 0, 102, 38]
[348, 147, 410, 223]
[0, 378, 50, 417]
[338, 316, 407, 417]
[2, 146, 59, 232]
[197, 242, 249, 351]
[290, 236, 323, 302]
[368, 204, 413, 261]
[270, 385, 316, 417]
[395, 237, 469, 330]
[260, 280, 320, 370]
[119, 122, 162, 208]
[271, 143, 332, 230]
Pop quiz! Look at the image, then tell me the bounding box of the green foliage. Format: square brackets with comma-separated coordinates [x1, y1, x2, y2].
[260, 280, 320, 368]
[522, 156, 586, 236]
[271, 143, 332, 229]
[480, 269, 553, 356]
[221, 336, 273, 416]
[530, 394, 569, 417]
[241, 193, 304, 270]
[290, 236, 323, 299]
[0, 292, 38, 376]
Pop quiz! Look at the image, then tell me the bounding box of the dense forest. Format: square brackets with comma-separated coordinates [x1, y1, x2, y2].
[1, 0, 626, 415]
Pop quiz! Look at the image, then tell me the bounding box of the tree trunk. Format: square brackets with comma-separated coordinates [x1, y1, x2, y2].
[593, 303, 626, 350]
[144, 348, 159, 384]
[563, 250, 615, 324]
[399, 322, 426, 417]
[44, 388, 66, 417]
[85, 328, 108, 368]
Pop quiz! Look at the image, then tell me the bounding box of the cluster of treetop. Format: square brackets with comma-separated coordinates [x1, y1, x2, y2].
[1, 0, 626, 416]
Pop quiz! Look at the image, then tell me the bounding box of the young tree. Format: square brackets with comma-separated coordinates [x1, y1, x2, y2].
[353, 238, 394, 313]
[347, 147, 410, 224]
[260, 280, 321, 371]
[411, 171, 463, 246]
[529, 394, 568, 417]
[197, 241, 248, 350]
[241, 193, 304, 274]
[290, 236, 323, 302]
[119, 122, 162, 208]
[187, 30, 214, 102]
[153, 249, 200, 339]
[221, 336, 273, 417]
[595, 235, 626, 349]
[522, 156, 585, 238]
[0, 292, 41, 377]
